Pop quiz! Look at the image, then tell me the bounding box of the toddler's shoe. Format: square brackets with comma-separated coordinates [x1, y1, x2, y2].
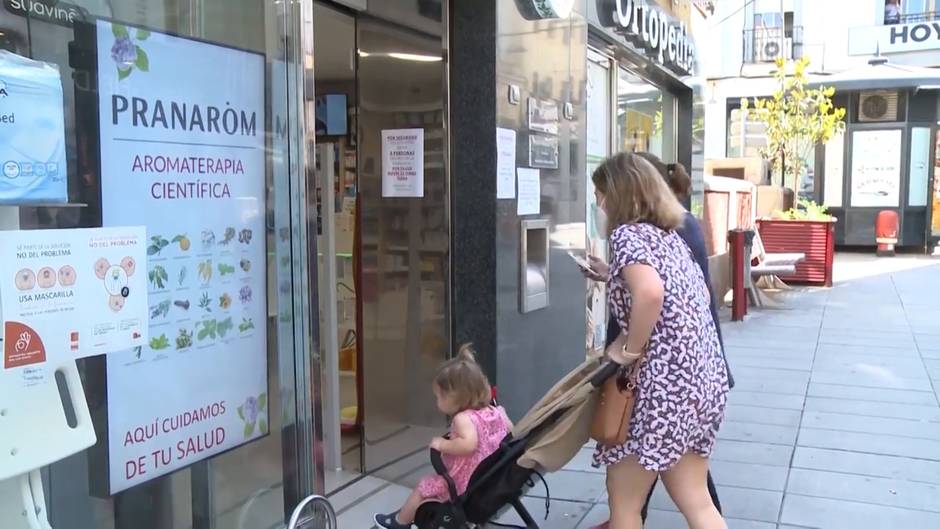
[374, 511, 412, 529]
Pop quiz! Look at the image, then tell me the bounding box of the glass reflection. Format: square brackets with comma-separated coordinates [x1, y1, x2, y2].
[0, 1, 311, 527]
[617, 67, 676, 161]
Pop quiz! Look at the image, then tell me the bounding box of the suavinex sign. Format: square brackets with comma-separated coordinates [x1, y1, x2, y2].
[597, 0, 696, 76]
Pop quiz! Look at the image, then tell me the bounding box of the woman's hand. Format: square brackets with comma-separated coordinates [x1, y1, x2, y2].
[605, 334, 642, 365]
[581, 254, 609, 282]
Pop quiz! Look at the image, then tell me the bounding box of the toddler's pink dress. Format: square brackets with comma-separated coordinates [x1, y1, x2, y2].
[417, 406, 509, 502]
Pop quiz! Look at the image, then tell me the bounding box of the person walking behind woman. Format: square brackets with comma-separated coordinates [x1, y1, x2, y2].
[584, 153, 733, 528]
[631, 152, 733, 390]
[588, 152, 729, 529]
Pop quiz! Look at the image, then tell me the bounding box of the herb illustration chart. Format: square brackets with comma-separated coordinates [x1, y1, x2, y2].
[144, 227, 257, 358]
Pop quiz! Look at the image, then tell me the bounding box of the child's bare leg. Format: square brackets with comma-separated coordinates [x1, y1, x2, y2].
[396, 488, 425, 524]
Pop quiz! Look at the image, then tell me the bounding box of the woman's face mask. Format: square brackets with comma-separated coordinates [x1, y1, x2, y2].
[594, 193, 608, 237]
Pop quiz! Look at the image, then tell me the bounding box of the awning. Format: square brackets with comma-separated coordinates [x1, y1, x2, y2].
[809, 57, 940, 91]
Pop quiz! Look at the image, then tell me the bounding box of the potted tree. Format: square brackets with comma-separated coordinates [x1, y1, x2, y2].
[740, 57, 846, 194]
[741, 57, 845, 287]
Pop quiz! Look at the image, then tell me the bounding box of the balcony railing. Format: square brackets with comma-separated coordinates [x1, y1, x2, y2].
[893, 11, 940, 24]
[743, 27, 804, 64]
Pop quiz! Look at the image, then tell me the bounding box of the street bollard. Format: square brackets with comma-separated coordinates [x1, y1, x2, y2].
[728, 229, 747, 321]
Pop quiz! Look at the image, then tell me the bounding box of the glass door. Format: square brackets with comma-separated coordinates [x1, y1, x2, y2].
[904, 0, 928, 17]
[0, 1, 320, 527]
[356, 13, 449, 478]
[585, 48, 612, 356]
[849, 129, 903, 208]
[616, 67, 677, 162]
[930, 128, 940, 251]
[311, 2, 363, 493]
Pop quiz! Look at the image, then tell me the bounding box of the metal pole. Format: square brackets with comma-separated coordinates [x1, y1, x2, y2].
[779, 0, 789, 196]
[729, 229, 747, 321]
[317, 144, 342, 472]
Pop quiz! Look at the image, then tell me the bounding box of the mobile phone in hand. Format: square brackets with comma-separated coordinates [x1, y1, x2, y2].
[568, 251, 593, 272]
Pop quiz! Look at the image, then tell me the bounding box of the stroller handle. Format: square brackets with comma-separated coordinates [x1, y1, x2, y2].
[589, 360, 622, 388]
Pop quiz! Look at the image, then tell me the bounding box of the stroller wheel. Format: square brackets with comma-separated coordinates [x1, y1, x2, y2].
[287, 495, 337, 529]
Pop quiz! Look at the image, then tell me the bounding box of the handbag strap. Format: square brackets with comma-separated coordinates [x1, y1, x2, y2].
[618, 352, 645, 392]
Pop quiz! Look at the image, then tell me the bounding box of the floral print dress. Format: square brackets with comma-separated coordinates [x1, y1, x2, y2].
[593, 223, 729, 472]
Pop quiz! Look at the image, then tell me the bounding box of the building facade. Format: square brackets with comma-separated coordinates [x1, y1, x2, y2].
[702, 0, 940, 251]
[0, 1, 706, 527]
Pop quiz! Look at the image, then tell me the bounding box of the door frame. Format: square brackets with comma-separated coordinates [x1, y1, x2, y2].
[840, 124, 907, 246]
[285, 0, 326, 504]
[926, 125, 940, 253]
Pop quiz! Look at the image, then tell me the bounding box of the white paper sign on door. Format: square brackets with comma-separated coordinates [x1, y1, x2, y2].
[850, 129, 902, 207]
[0, 226, 148, 372]
[95, 20, 268, 493]
[517, 168, 541, 216]
[496, 128, 516, 199]
[382, 128, 424, 198]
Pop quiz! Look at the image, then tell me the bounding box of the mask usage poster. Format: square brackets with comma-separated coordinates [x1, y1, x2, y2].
[95, 20, 268, 493]
[0, 226, 148, 386]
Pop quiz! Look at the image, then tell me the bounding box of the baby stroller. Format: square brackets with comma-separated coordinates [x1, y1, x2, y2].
[414, 357, 619, 529]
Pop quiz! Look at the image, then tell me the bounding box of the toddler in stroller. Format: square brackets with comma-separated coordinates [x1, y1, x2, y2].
[412, 357, 619, 529]
[374, 344, 512, 529]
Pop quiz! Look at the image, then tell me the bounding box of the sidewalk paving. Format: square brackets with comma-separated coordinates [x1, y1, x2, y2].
[340, 254, 940, 528]
[502, 254, 940, 529]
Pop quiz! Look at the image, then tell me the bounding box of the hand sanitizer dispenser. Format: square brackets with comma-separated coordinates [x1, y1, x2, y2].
[0, 361, 96, 528]
[520, 219, 550, 313]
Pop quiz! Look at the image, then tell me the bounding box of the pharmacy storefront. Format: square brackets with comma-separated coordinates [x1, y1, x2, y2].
[0, 2, 322, 528]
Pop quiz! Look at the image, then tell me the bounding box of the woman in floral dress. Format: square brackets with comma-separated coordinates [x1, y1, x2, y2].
[591, 153, 729, 529]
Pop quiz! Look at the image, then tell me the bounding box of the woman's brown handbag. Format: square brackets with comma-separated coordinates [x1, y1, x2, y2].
[591, 358, 643, 446]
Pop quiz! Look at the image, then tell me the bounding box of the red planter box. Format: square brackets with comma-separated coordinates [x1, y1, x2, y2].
[757, 219, 836, 287]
